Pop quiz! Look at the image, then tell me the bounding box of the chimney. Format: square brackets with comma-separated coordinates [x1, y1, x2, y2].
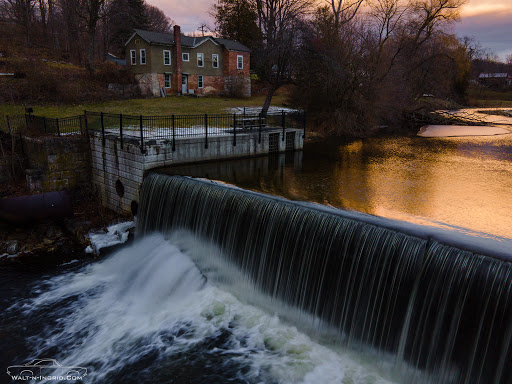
[174, 25, 183, 93]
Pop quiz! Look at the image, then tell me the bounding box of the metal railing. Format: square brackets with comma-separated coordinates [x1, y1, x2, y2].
[25, 114, 85, 136]
[17, 110, 306, 152]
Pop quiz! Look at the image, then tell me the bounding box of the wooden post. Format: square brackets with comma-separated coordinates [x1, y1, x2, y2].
[56, 118, 61, 137]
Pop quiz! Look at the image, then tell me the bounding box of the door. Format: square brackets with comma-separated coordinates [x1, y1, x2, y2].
[182, 75, 188, 94]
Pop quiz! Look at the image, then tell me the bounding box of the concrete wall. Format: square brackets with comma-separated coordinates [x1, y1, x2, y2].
[90, 129, 303, 213]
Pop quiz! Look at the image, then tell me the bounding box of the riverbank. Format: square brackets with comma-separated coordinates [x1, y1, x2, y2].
[0, 189, 132, 267]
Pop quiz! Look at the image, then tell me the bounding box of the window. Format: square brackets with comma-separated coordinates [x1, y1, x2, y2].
[212, 54, 219, 68]
[163, 50, 171, 65]
[130, 50, 136, 65]
[197, 53, 204, 67]
[140, 49, 146, 65]
[198, 75, 203, 88]
[164, 74, 171, 88]
[182, 52, 189, 61]
[237, 55, 243, 70]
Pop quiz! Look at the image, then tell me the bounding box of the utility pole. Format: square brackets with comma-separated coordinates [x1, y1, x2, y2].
[197, 24, 207, 36]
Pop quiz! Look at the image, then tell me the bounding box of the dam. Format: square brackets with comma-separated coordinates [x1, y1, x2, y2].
[136, 173, 512, 384]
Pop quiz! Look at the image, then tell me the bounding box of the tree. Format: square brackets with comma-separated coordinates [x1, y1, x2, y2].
[1, 0, 37, 44]
[290, 0, 472, 136]
[107, 0, 148, 55]
[213, 0, 260, 49]
[145, 4, 173, 33]
[253, 0, 312, 113]
[77, 0, 108, 71]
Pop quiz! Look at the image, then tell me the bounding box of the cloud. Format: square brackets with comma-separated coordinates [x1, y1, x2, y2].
[460, 0, 512, 17]
[147, 0, 215, 33]
[456, 10, 512, 60]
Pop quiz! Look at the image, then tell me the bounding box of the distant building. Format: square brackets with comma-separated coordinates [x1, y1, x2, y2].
[106, 53, 126, 67]
[478, 73, 512, 88]
[125, 26, 251, 97]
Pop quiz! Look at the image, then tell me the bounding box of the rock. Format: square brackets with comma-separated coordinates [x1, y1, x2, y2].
[6, 240, 19, 254]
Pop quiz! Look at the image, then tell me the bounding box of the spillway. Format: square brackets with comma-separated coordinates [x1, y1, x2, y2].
[138, 173, 512, 384]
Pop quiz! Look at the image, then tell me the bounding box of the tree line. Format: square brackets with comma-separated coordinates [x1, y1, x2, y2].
[0, 0, 173, 70]
[214, 0, 478, 134]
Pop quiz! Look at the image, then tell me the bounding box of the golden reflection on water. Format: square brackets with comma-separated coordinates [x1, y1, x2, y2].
[160, 133, 512, 240]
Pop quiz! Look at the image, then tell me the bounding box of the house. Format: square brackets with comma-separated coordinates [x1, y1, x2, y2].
[125, 26, 251, 97]
[478, 73, 512, 88]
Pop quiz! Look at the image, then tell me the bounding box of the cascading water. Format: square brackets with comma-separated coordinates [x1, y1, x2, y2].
[137, 173, 512, 384]
[5, 235, 398, 384]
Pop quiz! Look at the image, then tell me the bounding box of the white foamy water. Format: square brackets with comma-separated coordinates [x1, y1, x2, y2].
[14, 234, 399, 384]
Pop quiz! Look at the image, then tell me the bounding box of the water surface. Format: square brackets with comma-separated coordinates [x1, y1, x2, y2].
[160, 133, 512, 240]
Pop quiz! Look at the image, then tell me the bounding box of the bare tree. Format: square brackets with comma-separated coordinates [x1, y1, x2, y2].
[1, 0, 37, 44]
[409, 0, 467, 45]
[506, 53, 512, 66]
[328, 0, 364, 29]
[77, 0, 108, 71]
[254, 0, 312, 113]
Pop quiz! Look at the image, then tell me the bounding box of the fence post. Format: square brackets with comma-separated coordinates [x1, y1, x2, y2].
[302, 111, 306, 139]
[139, 115, 145, 153]
[56, 118, 61, 137]
[43, 117, 47, 133]
[281, 111, 285, 141]
[233, 113, 237, 146]
[119, 114, 123, 149]
[101, 112, 105, 146]
[204, 113, 208, 149]
[172, 114, 176, 152]
[258, 113, 262, 144]
[83, 110, 89, 141]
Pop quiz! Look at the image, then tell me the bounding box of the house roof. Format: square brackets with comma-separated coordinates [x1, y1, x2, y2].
[132, 29, 175, 45]
[479, 73, 511, 79]
[127, 29, 251, 52]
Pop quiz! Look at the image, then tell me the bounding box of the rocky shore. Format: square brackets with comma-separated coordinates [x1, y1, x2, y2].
[0, 192, 134, 267]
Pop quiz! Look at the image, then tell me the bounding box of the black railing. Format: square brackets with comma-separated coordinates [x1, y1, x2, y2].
[26, 114, 85, 136]
[17, 110, 306, 152]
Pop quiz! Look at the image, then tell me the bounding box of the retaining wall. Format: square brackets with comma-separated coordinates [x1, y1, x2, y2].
[90, 129, 303, 213]
[22, 135, 90, 192]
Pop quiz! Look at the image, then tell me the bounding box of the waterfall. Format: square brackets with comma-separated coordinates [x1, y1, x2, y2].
[138, 173, 512, 383]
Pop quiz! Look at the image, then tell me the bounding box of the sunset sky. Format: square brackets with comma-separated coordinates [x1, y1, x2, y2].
[150, 0, 512, 61]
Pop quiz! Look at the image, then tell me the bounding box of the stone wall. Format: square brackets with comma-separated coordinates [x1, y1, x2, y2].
[89, 129, 304, 213]
[22, 135, 90, 192]
[135, 73, 160, 96]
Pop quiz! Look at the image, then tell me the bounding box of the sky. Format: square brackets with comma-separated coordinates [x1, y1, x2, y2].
[150, 0, 512, 62]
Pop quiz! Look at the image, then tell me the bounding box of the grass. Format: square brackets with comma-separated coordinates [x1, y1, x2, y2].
[467, 86, 512, 108]
[0, 94, 291, 118]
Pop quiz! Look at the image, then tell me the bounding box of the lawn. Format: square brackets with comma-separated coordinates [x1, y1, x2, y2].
[467, 87, 512, 108]
[0, 94, 291, 119]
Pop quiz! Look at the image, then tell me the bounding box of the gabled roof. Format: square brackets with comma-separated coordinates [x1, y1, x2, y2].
[126, 29, 251, 53]
[130, 29, 175, 45]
